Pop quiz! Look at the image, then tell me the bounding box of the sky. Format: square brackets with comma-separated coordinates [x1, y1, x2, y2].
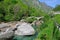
[39, 0, 60, 8]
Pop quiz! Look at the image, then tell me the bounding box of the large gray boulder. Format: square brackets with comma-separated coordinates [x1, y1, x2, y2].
[0, 23, 14, 39]
[0, 28, 14, 39]
[15, 22, 35, 35]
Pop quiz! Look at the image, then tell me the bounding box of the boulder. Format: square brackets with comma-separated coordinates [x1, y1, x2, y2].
[15, 22, 35, 35]
[0, 28, 14, 38]
[0, 23, 10, 29]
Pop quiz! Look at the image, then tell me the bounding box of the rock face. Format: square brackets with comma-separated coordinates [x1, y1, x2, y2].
[0, 21, 35, 39]
[15, 22, 35, 35]
[0, 31, 14, 38]
[0, 23, 14, 39]
[21, 0, 52, 13]
[0, 28, 14, 38]
[54, 12, 60, 15]
[0, 23, 10, 29]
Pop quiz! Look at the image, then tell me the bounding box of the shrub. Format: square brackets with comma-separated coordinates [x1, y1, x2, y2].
[25, 17, 37, 23]
[53, 5, 60, 11]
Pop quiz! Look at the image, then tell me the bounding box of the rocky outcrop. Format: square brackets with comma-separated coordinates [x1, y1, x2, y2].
[0, 23, 14, 39]
[15, 22, 35, 35]
[0, 21, 35, 39]
[0, 30, 14, 38]
[54, 12, 60, 15]
[0, 23, 10, 29]
[21, 0, 52, 13]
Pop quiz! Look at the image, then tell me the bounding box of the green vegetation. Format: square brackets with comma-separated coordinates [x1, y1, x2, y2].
[53, 5, 60, 11]
[35, 15, 60, 40]
[25, 17, 37, 23]
[0, 0, 60, 40]
[35, 19, 54, 40]
[0, 0, 45, 22]
[54, 14, 60, 24]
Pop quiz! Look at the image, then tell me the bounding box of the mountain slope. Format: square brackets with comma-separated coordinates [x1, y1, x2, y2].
[20, 0, 52, 13]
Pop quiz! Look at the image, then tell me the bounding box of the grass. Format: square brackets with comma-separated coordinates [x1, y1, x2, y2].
[54, 14, 60, 24]
[35, 19, 54, 40]
[35, 14, 60, 40]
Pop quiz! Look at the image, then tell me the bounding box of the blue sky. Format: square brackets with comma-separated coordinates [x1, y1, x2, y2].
[39, 0, 60, 7]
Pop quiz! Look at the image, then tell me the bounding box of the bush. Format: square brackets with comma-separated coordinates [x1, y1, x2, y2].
[25, 17, 37, 23]
[4, 14, 14, 21]
[0, 0, 4, 2]
[53, 5, 60, 11]
[30, 7, 45, 17]
[35, 19, 54, 40]
[0, 0, 47, 22]
[54, 14, 60, 24]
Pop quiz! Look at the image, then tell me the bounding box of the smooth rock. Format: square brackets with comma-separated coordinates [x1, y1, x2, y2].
[15, 22, 35, 35]
[0, 28, 14, 38]
[0, 23, 10, 29]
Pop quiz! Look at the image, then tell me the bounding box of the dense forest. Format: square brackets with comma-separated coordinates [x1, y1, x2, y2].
[0, 0, 47, 22]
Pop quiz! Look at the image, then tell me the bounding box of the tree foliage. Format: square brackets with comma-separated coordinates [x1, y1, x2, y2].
[53, 5, 60, 11]
[0, 0, 45, 22]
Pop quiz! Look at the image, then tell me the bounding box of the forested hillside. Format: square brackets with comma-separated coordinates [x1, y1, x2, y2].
[0, 0, 52, 22]
[53, 5, 60, 11]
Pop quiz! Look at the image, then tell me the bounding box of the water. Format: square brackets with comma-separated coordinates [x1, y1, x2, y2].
[13, 25, 38, 40]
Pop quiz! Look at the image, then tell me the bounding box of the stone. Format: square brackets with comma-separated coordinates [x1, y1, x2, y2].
[32, 20, 43, 26]
[0, 28, 14, 38]
[15, 22, 35, 35]
[0, 23, 10, 29]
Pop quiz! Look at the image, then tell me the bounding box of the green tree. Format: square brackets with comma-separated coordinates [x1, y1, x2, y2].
[53, 5, 60, 11]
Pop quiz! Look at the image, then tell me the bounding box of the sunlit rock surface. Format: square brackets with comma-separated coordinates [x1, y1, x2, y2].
[15, 22, 35, 35]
